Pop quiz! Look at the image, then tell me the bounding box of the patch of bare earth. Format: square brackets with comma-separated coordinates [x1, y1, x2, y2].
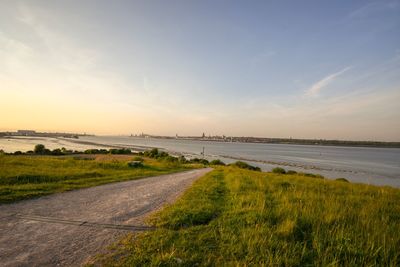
[0, 168, 211, 267]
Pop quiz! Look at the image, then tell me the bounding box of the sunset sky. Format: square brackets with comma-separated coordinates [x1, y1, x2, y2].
[1, 0, 399, 141]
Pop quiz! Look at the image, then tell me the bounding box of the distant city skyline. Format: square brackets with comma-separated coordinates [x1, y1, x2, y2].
[1, 1, 399, 141]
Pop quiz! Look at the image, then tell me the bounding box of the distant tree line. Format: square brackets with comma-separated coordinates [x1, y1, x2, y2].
[2, 144, 133, 156]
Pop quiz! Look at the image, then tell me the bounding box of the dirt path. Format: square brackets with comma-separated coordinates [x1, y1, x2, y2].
[0, 168, 212, 267]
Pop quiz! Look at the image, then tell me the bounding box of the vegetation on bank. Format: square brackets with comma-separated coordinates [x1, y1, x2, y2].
[272, 167, 325, 178]
[95, 167, 400, 266]
[2, 145, 262, 168]
[0, 150, 201, 204]
[230, 160, 261, 171]
[0, 144, 266, 205]
[0, 144, 133, 156]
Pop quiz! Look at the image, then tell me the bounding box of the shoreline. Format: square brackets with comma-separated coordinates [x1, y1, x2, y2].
[2, 136, 399, 188]
[61, 137, 398, 183]
[127, 136, 400, 148]
[2, 135, 400, 148]
[1, 136, 393, 176]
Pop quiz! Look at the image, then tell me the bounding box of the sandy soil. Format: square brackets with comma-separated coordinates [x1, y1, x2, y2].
[0, 168, 211, 267]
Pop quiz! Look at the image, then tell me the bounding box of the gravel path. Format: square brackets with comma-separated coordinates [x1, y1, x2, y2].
[0, 168, 212, 267]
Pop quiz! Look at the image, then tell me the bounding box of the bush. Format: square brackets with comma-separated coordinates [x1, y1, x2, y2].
[210, 159, 226, 166]
[61, 147, 73, 154]
[144, 148, 165, 158]
[144, 148, 159, 158]
[128, 161, 143, 168]
[84, 149, 108, 154]
[178, 156, 188, 164]
[272, 167, 286, 174]
[336, 178, 349, 183]
[150, 148, 159, 157]
[189, 158, 200, 163]
[51, 149, 64, 155]
[34, 144, 46, 154]
[287, 170, 297, 175]
[189, 158, 209, 165]
[142, 148, 183, 163]
[230, 161, 261, 171]
[143, 148, 181, 162]
[14, 151, 23, 155]
[109, 148, 131, 154]
[33, 144, 52, 155]
[83, 148, 131, 155]
[158, 151, 169, 158]
[164, 156, 178, 163]
[299, 172, 324, 179]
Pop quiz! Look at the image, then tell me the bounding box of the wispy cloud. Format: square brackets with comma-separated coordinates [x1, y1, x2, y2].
[305, 66, 352, 97]
[228, 86, 400, 140]
[348, 0, 399, 19]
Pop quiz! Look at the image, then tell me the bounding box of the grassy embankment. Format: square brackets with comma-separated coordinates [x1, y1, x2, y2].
[0, 154, 198, 204]
[97, 167, 400, 266]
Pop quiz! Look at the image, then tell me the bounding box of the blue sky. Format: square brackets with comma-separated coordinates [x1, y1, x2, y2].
[0, 0, 399, 140]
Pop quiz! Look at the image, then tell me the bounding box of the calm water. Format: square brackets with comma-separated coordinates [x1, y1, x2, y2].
[1, 136, 399, 187]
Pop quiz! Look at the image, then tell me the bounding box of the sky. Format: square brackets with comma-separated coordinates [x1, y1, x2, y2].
[0, 0, 399, 141]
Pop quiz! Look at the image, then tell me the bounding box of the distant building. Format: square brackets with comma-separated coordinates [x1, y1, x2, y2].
[17, 130, 36, 136]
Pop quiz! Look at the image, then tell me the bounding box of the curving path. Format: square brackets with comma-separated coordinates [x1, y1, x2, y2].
[0, 168, 212, 267]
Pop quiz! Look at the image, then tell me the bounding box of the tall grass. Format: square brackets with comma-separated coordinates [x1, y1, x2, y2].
[0, 155, 196, 203]
[99, 167, 400, 266]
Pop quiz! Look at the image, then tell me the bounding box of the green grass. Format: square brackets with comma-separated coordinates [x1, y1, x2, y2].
[0, 154, 198, 204]
[97, 166, 400, 266]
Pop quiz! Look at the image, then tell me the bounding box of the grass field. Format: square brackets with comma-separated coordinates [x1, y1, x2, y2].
[97, 167, 400, 266]
[0, 154, 197, 204]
